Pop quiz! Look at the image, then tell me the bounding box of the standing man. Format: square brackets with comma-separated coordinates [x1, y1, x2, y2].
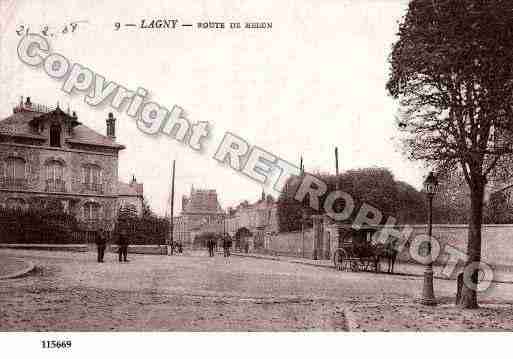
[226, 235, 232, 257]
[206, 237, 211, 257]
[95, 228, 108, 263]
[117, 225, 130, 262]
[208, 237, 215, 257]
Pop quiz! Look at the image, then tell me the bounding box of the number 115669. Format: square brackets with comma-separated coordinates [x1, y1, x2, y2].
[41, 340, 72, 349]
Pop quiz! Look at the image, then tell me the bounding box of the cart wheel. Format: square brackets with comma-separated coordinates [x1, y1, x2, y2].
[333, 248, 348, 271]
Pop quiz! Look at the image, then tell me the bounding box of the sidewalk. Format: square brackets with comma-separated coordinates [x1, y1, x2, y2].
[232, 251, 513, 284]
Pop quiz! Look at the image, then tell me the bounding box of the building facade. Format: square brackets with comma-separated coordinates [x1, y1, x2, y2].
[0, 97, 143, 231]
[172, 187, 225, 246]
[225, 191, 279, 250]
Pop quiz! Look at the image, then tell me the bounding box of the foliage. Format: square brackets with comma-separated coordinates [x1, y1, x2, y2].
[485, 190, 513, 224]
[0, 206, 80, 244]
[141, 196, 153, 218]
[278, 167, 433, 232]
[387, 0, 513, 308]
[114, 206, 169, 245]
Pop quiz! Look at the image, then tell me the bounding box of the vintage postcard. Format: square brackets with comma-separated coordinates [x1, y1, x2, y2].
[1, 0, 512, 356]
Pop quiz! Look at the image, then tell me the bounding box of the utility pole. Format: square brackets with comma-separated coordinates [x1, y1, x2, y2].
[168, 160, 176, 256]
[335, 147, 339, 184]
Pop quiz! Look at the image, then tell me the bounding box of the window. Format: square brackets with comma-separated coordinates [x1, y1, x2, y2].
[45, 160, 65, 192]
[2, 157, 27, 188]
[46, 161, 64, 180]
[83, 202, 101, 221]
[5, 157, 26, 179]
[82, 164, 102, 192]
[50, 124, 61, 147]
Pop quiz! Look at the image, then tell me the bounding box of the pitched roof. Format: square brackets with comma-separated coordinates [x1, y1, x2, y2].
[0, 107, 124, 149]
[183, 189, 223, 214]
[66, 124, 124, 149]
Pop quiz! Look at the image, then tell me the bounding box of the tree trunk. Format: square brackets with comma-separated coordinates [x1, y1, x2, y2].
[458, 183, 484, 309]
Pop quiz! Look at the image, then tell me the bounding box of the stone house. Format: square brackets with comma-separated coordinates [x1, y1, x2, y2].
[225, 191, 279, 250]
[172, 187, 225, 246]
[0, 97, 143, 231]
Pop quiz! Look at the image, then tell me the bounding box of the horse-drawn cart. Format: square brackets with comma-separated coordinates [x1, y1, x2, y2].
[333, 226, 381, 272]
[332, 225, 400, 273]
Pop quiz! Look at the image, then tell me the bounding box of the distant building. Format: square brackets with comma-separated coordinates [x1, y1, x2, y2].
[0, 97, 143, 230]
[226, 191, 279, 250]
[172, 187, 225, 246]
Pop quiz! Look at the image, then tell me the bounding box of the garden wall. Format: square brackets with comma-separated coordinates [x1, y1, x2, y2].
[395, 224, 513, 267]
[265, 224, 513, 266]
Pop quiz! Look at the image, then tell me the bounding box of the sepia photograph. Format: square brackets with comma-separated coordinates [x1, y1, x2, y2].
[1, 0, 513, 356]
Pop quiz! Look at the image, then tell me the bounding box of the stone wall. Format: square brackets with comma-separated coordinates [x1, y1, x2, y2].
[394, 224, 513, 266]
[265, 229, 315, 258]
[264, 223, 513, 266]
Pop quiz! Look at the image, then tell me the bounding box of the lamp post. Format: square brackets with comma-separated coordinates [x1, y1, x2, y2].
[421, 171, 438, 306]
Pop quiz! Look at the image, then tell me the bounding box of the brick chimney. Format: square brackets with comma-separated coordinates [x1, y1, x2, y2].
[106, 112, 116, 139]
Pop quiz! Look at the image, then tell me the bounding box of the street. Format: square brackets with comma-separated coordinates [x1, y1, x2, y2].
[1, 249, 513, 331]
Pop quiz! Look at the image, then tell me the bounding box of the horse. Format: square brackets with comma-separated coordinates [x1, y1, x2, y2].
[376, 238, 399, 274]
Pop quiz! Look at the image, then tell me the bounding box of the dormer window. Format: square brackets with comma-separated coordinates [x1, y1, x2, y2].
[50, 123, 61, 147]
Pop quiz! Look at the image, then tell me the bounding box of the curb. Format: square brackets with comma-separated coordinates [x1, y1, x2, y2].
[0, 259, 35, 280]
[232, 252, 513, 285]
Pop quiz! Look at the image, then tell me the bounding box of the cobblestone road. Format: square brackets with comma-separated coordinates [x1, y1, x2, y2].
[1, 249, 513, 331]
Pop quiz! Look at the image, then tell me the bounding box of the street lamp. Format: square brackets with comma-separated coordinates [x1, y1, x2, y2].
[421, 171, 438, 306]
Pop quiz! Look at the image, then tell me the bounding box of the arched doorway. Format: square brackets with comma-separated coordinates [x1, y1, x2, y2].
[235, 227, 253, 253]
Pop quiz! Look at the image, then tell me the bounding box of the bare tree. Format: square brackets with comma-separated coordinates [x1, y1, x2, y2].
[387, 0, 513, 308]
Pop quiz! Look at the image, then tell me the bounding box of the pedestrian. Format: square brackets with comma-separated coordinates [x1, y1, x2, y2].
[178, 241, 183, 254]
[222, 236, 230, 257]
[226, 236, 232, 257]
[117, 226, 130, 262]
[208, 237, 215, 257]
[95, 228, 108, 263]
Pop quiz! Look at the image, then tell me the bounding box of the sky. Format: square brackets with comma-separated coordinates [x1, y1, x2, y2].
[0, 0, 426, 215]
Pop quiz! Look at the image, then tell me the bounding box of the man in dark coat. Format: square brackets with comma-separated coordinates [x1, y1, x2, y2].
[117, 226, 130, 262]
[95, 228, 108, 263]
[225, 236, 232, 257]
[208, 237, 215, 257]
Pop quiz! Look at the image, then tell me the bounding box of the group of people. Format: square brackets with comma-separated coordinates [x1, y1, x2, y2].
[169, 241, 184, 255]
[207, 236, 232, 257]
[94, 227, 186, 262]
[94, 227, 130, 263]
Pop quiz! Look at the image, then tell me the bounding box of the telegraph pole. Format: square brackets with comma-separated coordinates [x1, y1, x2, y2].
[168, 160, 176, 256]
[335, 147, 339, 180]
